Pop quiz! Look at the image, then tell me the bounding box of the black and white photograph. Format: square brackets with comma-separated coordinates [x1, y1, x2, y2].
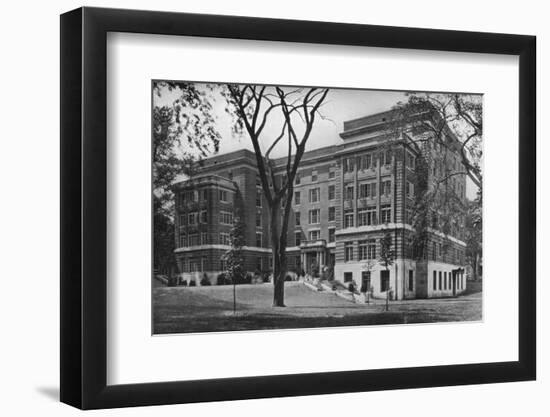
[152, 81, 483, 334]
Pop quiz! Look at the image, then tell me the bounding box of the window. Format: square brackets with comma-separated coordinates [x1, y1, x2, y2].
[256, 175, 261, 186]
[295, 232, 301, 246]
[220, 211, 233, 225]
[438, 243, 442, 258]
[380, 204, 391, 224]
[357, 209, 367, 227]
[359, 182, 376, 199]
[311, 171, 318, 182]
[189, 234, 199, 246]
[381, 179, 392, 197]
[344, 210, 354, 228]
[179, 214, 186, 226]
[344, 272, 353, 283]
[201, 232, 208, 245]
[295, 173, 301, 185]
[328, 185, 335, 200]
[308, 209, 320, 224]
[256, 232, 262, 248]
[408, 270, 414, 291]
[218, 233, 229, 245]
[188, 212, 197, 225]
[200, 189, 208, 201]
[381, 270, 390, 291]
[358, 207, 377, 226]
[328, 227, 335, 243]
[344, 242, 354, 262]
[407, 181, 415, 198]
[367, 239, 376, 259]
[294, 191, 301, 205]
[256, 190, 262, 207]
[295, 212, 300, 226]
[433, 271, 437, 290]
[309, 188, 320, 203]
[256, 212, 262, 227]
[360, 154, 372, 170]
[358, 240, 370, 260]
[219, 190, 228, 202]
[200, 210, 207, 224]
[328, 168, 335, 179]
[343, 157, 355, 173]
[444, 272, 447, 290]
[309, 230, 320, 241]
[179, 234, 187, 248]
[344, 184, 354, 200]
[439, 271, 442, 290]
[361, 271, 371, 290]
[406, 151, 415, 169]
[381, 150, 391, 166]
[328, 206, 336, 222]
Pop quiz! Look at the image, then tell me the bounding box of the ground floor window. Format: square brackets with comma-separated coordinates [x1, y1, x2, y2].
[361, 271, 371, 291]
[381, 270, 390, 291]
[438, 271, 442, 290]
[408, 270, 414, 291]
[433, 271, 437, 291]
[344, 272, 353, 282]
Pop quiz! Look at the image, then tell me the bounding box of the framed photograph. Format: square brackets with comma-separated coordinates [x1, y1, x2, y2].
[60, 6, 536, 409]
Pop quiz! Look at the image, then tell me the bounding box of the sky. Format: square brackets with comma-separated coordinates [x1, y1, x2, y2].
[154, 83, 478, 199]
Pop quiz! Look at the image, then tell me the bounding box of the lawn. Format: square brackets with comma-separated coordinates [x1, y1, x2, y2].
[153, 282, 482, 334]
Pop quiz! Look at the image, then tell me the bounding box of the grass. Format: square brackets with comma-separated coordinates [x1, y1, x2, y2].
[153, 282, 482, 334]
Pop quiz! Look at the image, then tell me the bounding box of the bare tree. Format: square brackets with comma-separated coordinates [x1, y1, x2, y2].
[223, 85, 329, 307]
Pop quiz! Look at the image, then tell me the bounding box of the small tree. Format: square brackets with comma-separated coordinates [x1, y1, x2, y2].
[379, 232, 395, 271]
[223, 191, 246, 312]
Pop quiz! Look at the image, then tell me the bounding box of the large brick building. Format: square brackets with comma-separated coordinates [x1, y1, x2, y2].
[173, 108, 468, 299]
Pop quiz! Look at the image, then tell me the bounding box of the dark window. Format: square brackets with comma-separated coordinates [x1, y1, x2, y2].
[328, 228, 336, 243]
[439, 271, 442, 290]
[295, 191, 301, 205]
[344, 242, 354, 261]
[408, 270, 414, 291]
[344, 272, 353, 282]
[328, 185, 335, 200]
[433, 271, 437, 290]
[295, 212, 300, 226]
[381, 270, 390, 292]
[328, 206, 336, 222]
[361, 271, 371, 290]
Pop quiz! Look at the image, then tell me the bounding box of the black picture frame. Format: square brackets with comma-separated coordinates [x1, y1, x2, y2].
[60, 6, 536, 410]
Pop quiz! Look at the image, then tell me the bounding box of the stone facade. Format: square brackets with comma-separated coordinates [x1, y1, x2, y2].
[173, 108, 468, 298]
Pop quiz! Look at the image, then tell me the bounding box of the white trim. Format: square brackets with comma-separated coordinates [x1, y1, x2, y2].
[174, 245, 272, 253]
[335, 223, 466, 246]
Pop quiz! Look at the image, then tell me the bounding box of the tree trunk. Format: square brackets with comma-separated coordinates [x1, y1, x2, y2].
[270, 204, 287, 307]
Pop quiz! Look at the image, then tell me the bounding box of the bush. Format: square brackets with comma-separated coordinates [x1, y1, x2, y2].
[217, 273, 227, 285]
[189, 280, 196, 287]
[200, 273, 211, 286]
[285, 274, 292, 281]
[181, 280, 188, 287]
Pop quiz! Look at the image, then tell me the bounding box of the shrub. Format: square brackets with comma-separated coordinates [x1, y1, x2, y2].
[200, 273, 211, 286]
[189, 280, 196, 287]
[285, 274, 292, 281]
[217, 273, 227, 285]
[181, 280, 188, 287]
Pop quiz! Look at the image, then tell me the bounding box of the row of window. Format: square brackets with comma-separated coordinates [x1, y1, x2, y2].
[343, 150, 393, 173]
[432, 270, 465, 292]
[344, 204, 392, 228]
[431, 241, 465, 263]
[179, 189, 231, 204]
[344, 239, 380, 262]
